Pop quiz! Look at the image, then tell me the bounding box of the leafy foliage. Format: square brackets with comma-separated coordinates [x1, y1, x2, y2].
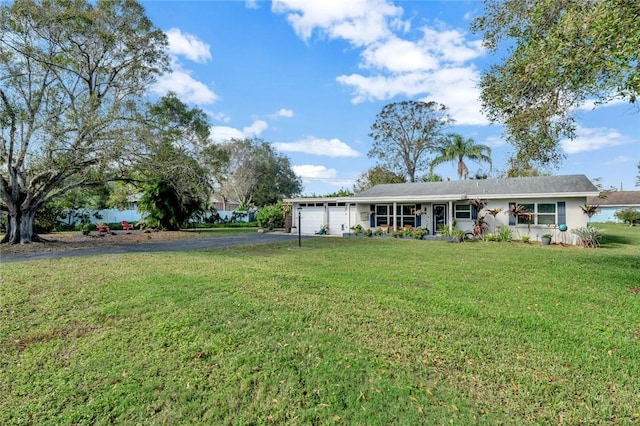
[0, 0, 169, 243]
[353, 166, 406, 193]
[138, 180, 205, 230]
[368, 101, 454, 182]
[430, 134, 492, 180]
[614, 208, 640, 225]
[135, 93, 214, 213]
[472, 0, 639, 168]
[215, 138, 302, 208]
[256, 203, 286, 230]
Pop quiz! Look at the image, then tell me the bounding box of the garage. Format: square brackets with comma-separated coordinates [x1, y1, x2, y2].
[327, 205, 348, 235]
[297, 205, 325, 234]
[292, 202, 352, 235]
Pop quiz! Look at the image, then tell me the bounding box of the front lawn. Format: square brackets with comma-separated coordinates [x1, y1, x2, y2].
[1, 224, 639, 424]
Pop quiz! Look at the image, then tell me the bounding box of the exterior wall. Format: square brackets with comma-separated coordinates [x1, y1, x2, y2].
[357, 197, 589, 244]
[591, 206, 640, 223]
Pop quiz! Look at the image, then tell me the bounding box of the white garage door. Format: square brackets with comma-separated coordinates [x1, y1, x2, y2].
[299, 207, 324, 234]
[328, 206, 347, 235]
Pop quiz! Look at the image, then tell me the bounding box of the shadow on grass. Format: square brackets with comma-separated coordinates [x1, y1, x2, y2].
[599, 233, 634, 248]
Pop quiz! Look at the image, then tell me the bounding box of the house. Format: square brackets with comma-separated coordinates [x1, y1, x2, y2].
[210, 195, 241, 212]
[286, 175, 599, 244]
[587, 191, 640, 223]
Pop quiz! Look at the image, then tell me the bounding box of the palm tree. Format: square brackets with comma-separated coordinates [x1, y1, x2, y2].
[430, 134, 492, 180]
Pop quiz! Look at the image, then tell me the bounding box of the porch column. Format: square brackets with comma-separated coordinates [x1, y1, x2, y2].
[448, 201, 453, 232]
[393, 201, 397, 231]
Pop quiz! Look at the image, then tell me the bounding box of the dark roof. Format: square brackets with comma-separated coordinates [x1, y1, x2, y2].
[587, 191, 640, 206]
[353, 174, 598, 200]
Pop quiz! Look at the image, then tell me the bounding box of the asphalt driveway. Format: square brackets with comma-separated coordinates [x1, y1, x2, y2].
[1, 232, 300, 263]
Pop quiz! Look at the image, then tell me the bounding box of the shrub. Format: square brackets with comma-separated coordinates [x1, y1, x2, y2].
[496, 226, 513, 242]
[350, 224, 364, 234]
[572, 226, 603, 248]
[256, 203, 285, 229]
[412, 228, 427, 239]
[485, 232, 497, 242]
[521, 235, 530, 243]
[614, 208, 640, 225]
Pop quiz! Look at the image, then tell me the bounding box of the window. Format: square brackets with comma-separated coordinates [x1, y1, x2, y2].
[513, 202, 557, 225]
[455, 204, 471, 219]
[374, 204, 416, 227]
[517, 203, 535, 225]
[537, 203, 556, 224]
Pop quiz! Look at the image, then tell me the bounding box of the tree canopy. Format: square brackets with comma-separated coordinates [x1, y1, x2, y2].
[0, 0, 169, 243]
[472, 0, 639, 167]
[134, 94, 214, 230]
[368, 101, 454, 182]
[353, 166, 406, 193]
[430, 134, 492, 180]
[214, 138, 302, 208]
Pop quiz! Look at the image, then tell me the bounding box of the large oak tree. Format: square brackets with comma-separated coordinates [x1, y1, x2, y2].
[0, 0, 169, 244]
[368, 101, 454, 182]
[472, 0, 639, 167]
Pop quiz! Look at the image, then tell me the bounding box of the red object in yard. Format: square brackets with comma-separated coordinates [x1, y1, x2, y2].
[96, 224, 110, 234]
[121, 221, 132, 231]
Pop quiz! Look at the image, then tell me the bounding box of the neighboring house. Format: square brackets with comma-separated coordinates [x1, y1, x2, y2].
[587, 191, 640, 223]
[126, 193, 143, 210]
[286, 174, 599, 244]
[210, 195, 241, 212]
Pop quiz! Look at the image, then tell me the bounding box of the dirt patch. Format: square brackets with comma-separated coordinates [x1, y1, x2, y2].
[0, 230, 209, 256]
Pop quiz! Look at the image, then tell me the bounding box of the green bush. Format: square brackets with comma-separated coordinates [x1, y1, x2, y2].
[256, 203, 286, 229]
[614, 208, 640, 225]
[496, 226, 513, 242]
[350, 224, 364, 234]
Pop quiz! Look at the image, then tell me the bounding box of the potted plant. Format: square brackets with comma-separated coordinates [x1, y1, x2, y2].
[541, 233, 553, 245]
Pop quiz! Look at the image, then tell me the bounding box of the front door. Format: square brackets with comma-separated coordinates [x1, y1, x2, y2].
[433, 204, 447, 234]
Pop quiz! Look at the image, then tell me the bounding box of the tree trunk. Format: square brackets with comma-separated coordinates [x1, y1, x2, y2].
[1, 204, 39, 244]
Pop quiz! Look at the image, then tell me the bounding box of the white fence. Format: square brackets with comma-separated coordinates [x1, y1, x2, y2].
[59, 209, 252, 225]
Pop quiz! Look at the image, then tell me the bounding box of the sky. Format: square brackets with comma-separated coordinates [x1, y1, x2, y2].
[142, 0, 640, 196]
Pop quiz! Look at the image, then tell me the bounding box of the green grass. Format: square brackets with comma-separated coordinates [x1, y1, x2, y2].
[2, 224, 639, 425]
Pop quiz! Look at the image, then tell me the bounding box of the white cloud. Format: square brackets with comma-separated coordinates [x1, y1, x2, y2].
[361, 37, 439, 72]
[165, 28, 212, 63]
[293, 164, 337, 180]
[575, 98, 627, 111]
[210, 126, 244, 142]
[273, 136, 361, 157]
[604, 155, 633, 165]
[244, 120, 268, 137]
[337, 66, 488, 126]
[210, 120, 268, 142]
[273, 1, 489, 126]
[207, 111, 231, 123]
[561, 125, 634, 154]
[245, 0, 259, 9]
[484, 136, 507, 148]
[153, 66, 219, 105]
[272, 0, 405, 47]
[270, 108, 295, 119]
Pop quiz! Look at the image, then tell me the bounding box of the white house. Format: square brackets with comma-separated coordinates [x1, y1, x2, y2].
[286, 175, 600, 243]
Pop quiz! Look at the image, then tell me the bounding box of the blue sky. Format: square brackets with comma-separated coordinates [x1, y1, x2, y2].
[142, 0, 639, 195]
